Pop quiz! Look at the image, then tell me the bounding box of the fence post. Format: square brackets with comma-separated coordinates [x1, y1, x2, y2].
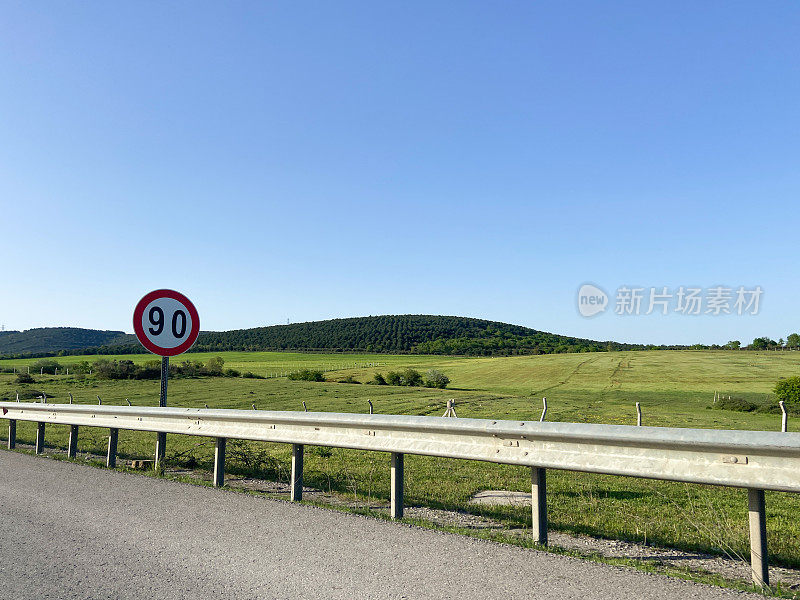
[7, 420, 16, 449]
[35, 422, 45, 454]
[779, 401, 788, 432]
[748, 488, 769, 588]
[390, 452, 404, 519]
[214, 437, 226, 487]
[540, 397, 547, 422]
[68, 425, 78, 458]
[636, 402, 642, 426]
[531, 467, 548, 545]
[291, 443, 304, 501]
[106, 428, 118, 468]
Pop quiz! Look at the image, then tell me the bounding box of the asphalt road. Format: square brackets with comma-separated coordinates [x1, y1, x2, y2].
[0, 450, 761, 600]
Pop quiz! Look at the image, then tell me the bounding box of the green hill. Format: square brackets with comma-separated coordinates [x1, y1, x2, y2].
[0, 315, 645, 358]
[191, 315, 638, 355]
[0, 327, 132, 355]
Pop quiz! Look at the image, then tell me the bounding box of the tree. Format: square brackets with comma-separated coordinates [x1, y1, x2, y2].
[775, 376, 800, 405]
[424, 369, 450, 389]
[787, 333, 800, 349]
[751, 337, 777, 350]
[725, 340, 741, 350]
[402, 368, 424, 387]
[31, 359, 62, 375]
[385, 371, 403, 386]
[204, 356, 225, 376]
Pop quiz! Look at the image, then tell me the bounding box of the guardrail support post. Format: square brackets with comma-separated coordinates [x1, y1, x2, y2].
[155, 432, 166, 471]
[35, 422, 45, 454]
[291, 443, 303, 501]
[214, 437, 226, 487]
[531, 467, 548, 545]
[390, 452, 404, 519]
[748, 488, 769, 588]
[8, 420, 16, 449]
[106, 428, 118, 468]
[68, 425, 78, 458]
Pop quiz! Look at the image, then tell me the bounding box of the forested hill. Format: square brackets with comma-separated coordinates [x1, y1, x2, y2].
[193, 315, 637, 354]
[0, 316, 645, 358]
[0, 328, 132, 355]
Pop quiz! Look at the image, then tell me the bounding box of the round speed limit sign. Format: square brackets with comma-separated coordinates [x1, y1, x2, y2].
[133, 289, 200, 356]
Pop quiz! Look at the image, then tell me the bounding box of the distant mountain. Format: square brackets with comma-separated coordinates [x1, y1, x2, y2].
[0, 315, 644, 358]
[0, 327, 133, 355]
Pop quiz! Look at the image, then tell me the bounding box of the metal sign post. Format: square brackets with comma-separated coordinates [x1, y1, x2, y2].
[133, 289, 200, 470]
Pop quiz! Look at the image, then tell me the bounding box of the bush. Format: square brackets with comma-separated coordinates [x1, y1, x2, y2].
[242, 371, 265, 379]
[372, 372, 387, 385]
[15, 373, 35, 384]
[224, 368, 241, 378]
[203, 356, 225, 376]
[424, 369, 450, 389]
[402, 368, 423, 387]
[31, 359, 62, 375]
[338, 375, 361, 384]
[385, 368, 424, 386]
[716, 395, 759, 412]
[287, 369, 325, 382]
[386, 371, 403, 386]
[775, 376, 800, 405]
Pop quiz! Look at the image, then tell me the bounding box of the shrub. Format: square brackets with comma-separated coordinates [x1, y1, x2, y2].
[775, 376, 800, 405]
[424, 369, 450, 389]
[242, 371, 265, 379]
[716, 395, 758, 412]
[203, 356, 225, 376]
[224, 368, 241, 378]
[15, 373, 35, 384]
[402, 368, 423, 387]
[287, 369, 325, 382]
[31, 359, 62, 375]
[338, 375, 361, 384]
[372, 372, 387, 385]
[386, 371, 403, 386]
[385, 368, 424, 386]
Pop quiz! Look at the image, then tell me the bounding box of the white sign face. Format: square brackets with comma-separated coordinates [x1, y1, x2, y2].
[133, 290, 200, 357]
[140, 296, 194, 349]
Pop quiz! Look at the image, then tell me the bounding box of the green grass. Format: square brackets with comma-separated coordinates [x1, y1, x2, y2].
[2, 349, 800, 570]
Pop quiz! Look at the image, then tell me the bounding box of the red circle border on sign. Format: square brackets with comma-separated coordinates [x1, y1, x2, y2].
[133, 289, 200, 357]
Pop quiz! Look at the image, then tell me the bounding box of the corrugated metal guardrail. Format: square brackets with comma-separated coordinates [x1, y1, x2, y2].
[3, 401, 798, 588]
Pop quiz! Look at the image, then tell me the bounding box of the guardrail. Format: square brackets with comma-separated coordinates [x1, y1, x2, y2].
[3, 401, 799, 588]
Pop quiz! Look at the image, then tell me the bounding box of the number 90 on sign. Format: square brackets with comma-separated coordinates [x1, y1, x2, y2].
[133, 290, 200, 357]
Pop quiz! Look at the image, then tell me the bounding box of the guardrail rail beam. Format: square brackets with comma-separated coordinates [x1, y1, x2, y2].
[4, 401, 800, 575]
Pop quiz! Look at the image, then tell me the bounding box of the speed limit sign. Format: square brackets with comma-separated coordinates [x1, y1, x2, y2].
[133, 289, 200, 357]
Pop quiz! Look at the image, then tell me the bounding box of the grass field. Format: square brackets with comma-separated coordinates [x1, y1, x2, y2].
[2, 349, 800, 570]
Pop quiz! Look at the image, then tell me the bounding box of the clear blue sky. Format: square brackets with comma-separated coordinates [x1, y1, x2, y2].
[1, 2, 798, 345]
